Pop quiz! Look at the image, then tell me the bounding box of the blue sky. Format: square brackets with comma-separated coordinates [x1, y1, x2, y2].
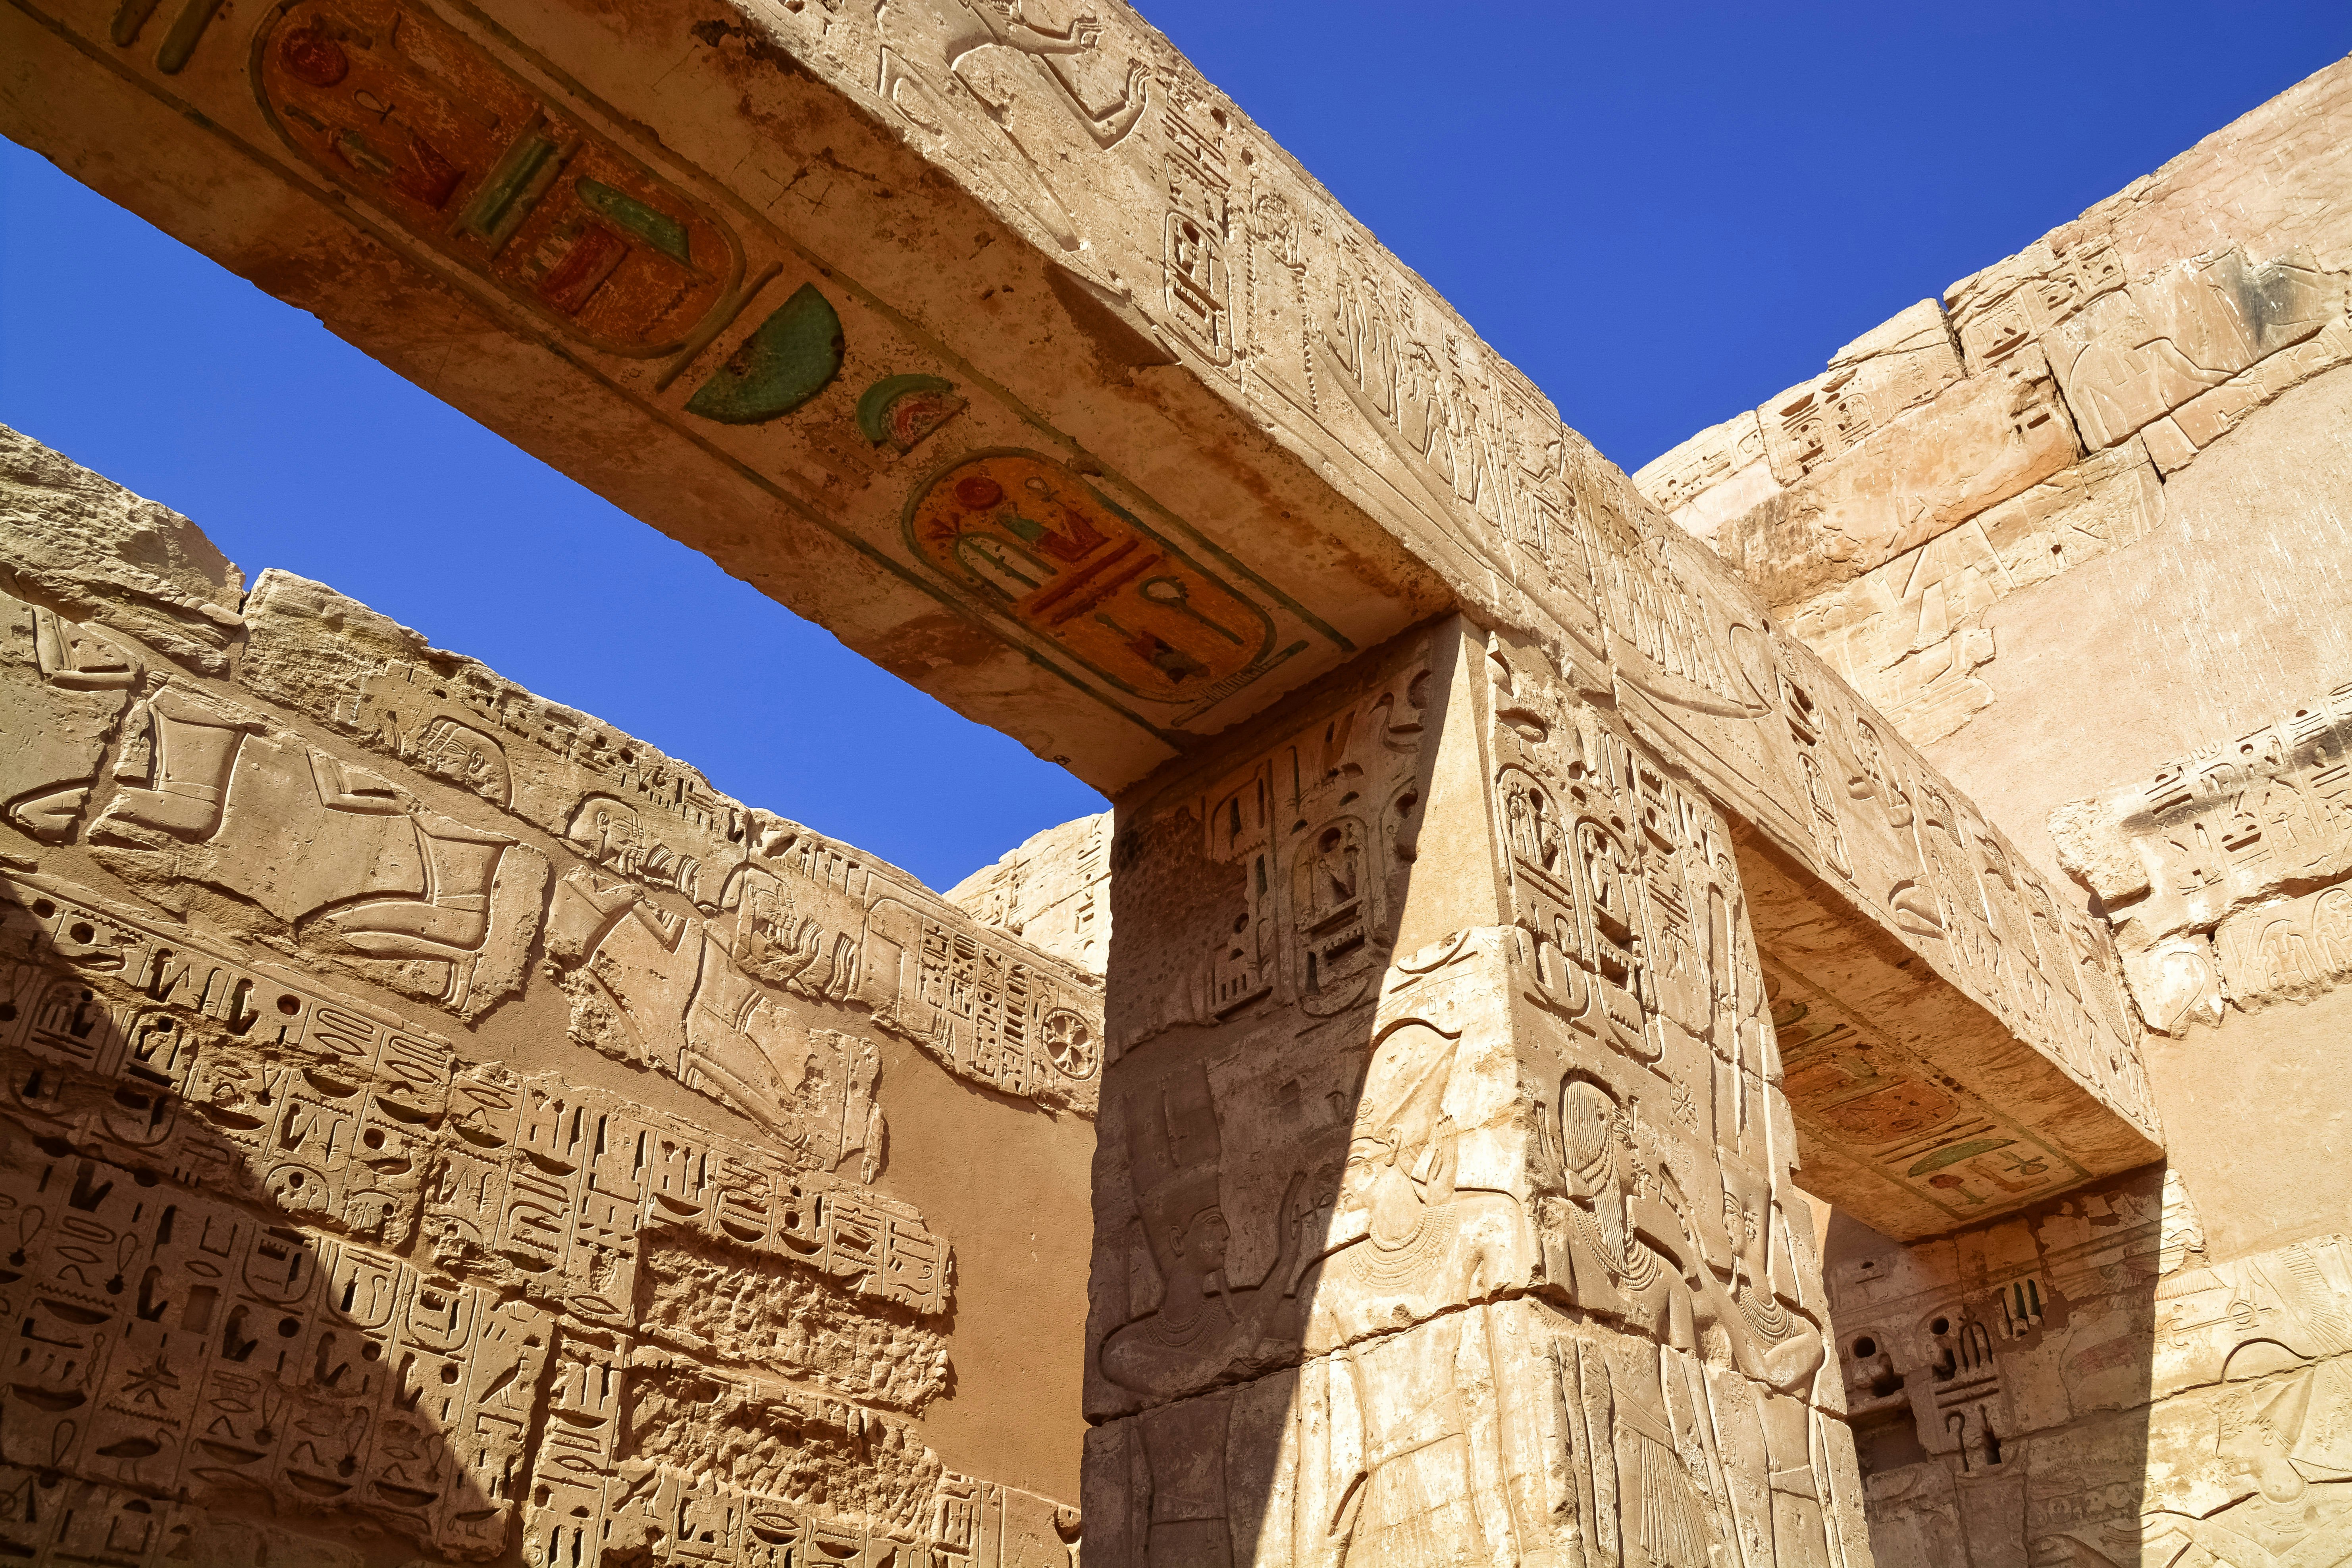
[4, 3, 2347, 890]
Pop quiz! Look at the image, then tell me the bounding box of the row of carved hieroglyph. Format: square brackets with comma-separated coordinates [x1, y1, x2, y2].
[0, 524, 1102, 1119]
[0, 430, 1091, 1563]
[1083, 618, 1869, 1565]
[1828, 1162, 2352, 1568]
[1633, 58, 2352, 749]
[0, 869, 1088, 1566]
[946, 812, 1113, 980]
[2050, 677, 2352, 1036]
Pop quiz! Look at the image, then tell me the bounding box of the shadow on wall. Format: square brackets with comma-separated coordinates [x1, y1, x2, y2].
[1823, 1163, 2352, 1568]
[1082, 619, 1859, 1567]
[0, 883, 985, 1567]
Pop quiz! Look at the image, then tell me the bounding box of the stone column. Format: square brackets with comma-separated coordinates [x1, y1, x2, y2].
[1085, 615, 1865, 1568]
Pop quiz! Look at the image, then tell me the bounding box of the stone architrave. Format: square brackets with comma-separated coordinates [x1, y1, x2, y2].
[0, 0, 2161, 1230]
[0, 431, 1100, 1567]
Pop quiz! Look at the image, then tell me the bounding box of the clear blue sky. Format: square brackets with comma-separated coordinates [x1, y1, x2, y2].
[4, 3, 2347, 890]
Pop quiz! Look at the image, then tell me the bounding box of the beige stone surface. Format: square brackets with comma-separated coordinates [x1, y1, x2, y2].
[0, 0, 2153, 1275]
[1932, 364, 2352, 882]
[1085, 620, 1867, 1564]
[1645, 59, 2352, 769]
[1716, 345, 2082, 609]
[1758, 301, 1966, 488]
[1789, 439, 2165, 748]
[946, 811, 1112, 980]
[0, 428, 1095, 1565]
[1826, 1164, 2352, 1568]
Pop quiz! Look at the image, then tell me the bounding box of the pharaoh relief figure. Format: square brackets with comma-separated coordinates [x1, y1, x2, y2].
[1297, 1020, 1537, 1567]
[1100, 1061, 1312, 1402]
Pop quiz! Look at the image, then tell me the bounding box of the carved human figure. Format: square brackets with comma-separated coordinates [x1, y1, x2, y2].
[1100, 1065, 1309, 1401]
[1299, 1021, 1535, 1566]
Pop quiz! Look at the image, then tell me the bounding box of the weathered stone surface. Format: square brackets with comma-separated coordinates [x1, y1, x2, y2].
[1633, 408, 1776, 547]
[1644, 61, 2352, 764]
[1716, 345, 2081, 609]
[0, 0, 2157, 1243]
[1788, 439, 2165, 747]
[2053, 678, 2352, 1031]
[946, 811, 1112, 980]
[2044, 248, 2342, 450]
[0, 426, 245, 676]
[1086, 620, 1868, 1564]
[1758, 301, 1967, 488]
[0, 431, 1094, 1565]
[1827, 1165, 2352, 1568]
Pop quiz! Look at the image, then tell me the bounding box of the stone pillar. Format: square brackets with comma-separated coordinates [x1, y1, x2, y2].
[1085, 616, 1866, 1568]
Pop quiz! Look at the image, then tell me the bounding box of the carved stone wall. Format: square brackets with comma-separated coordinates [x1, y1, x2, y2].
[0, 423, 1094, 1566]
[946, 814, 1112, 981]
[1083, 619, 1871, 1566]
[0, 0, 2165, 1283]
[1825, 1167, 2352, 1568]
[1637, 56, 2352, 768]
[1634, 46, 2352, 1568]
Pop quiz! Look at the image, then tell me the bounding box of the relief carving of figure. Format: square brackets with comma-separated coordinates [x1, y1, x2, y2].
[1298, 1021, 1535, 1567]
[1100, 1063, 1310, 1401]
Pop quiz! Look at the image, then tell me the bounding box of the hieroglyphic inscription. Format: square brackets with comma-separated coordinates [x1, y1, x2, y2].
[1830, 1167, 2352, 1568]
[0, 869, 983, 1564]
[1085, 624, 1863, 1566]
[2054, 678, 2352, 1034]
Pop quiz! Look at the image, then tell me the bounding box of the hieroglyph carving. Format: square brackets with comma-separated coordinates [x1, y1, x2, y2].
[2054, 678, 2352, 1034]
[0, 868, 1001, 1564]
[1085, 628, 1865, 1566]
[237, 570, 1103, 1114]
[1830, 1166, 2352, 1568]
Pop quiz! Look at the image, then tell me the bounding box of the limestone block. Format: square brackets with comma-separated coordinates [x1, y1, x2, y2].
[1718, 346, 2081, 609]
[2052, 678, 2352, 952]
[0, 423, 245, 675]
[2143, 312, 2352, 474]
[1083, 1296, 1859, 1568]
[1633, 408, 1780, 546]
[2045, 248, 2343, 450]
[946, 810, 1113, 979]
[1945, 237, 2133, 376]
[0, 588, 143, 844]
[1638, 302, 1960, 551]
[0, 437, 1092, 1563]
[1758, 300, 1966, 486]
[239, 569, 1104, 1113]
[1829, 1164, 2352, 1568]
[1785, 439, 2164, 750]
[0, 859, 1060, 1565]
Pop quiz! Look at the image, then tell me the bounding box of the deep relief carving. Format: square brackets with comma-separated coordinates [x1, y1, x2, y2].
[2055, 679, 2352, 1035]
[85, 679, 547, 1020]
[238, 571, 1102, 1115]
[0, 503, 1092, 1566]
[0, 870, 998, 1564]
[1085, 627, 1865, 1566]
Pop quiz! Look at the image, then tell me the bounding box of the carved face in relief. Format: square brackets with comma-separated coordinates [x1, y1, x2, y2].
[1339, 1024, 1457, 1247]
[1171, 1206, 1231, 1278]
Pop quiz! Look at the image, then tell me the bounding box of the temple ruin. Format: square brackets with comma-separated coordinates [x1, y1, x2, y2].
[0, 0, 2346, 1561]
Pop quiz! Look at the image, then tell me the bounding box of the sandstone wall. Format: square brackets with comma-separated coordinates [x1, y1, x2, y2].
[1635, 48, 2352, 1568]
[0, 423, 1096, 1566]
[946, 814, 1112, 981]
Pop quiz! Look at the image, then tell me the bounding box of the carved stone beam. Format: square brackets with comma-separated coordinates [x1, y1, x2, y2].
[1, 0, 2160, 1210]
